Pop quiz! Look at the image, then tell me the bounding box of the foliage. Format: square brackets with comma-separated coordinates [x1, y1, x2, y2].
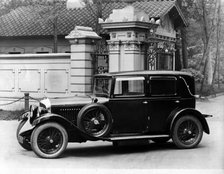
[181, 68, 204, 83]
[179, 0, 223, 95]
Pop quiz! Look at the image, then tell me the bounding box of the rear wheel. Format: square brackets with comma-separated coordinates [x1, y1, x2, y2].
[172, 116, 203, 149]
[31, 122, 68, 158]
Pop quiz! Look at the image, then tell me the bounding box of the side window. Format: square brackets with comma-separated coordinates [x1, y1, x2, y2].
[114, 76, 145, 97]
[150, 76, 177, 96]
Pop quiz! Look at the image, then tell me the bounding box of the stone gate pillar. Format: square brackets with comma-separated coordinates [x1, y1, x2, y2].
[101, 6, 158, 72]
[66, 26, 101, 95]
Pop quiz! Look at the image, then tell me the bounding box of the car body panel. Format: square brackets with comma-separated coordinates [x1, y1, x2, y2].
[107, 97, 149, 134]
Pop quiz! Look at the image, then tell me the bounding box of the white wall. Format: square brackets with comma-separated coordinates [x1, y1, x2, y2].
[0, 53, 71, 110]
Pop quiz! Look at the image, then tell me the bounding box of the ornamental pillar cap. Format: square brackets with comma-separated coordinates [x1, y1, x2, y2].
[65, 26, 101, 40]
[101, 5, 158, 31]
[104, 5, 149, 23]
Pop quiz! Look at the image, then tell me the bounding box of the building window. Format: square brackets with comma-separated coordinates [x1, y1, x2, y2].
[8, 52, 21, 54]
[157, 53, 173, 70]
[7, 47, 24, 54]
[36, 52, 49, 54]
[127, 32, 132, 38]
[34, 47, 52, 54]
[111, 33, 116, 38]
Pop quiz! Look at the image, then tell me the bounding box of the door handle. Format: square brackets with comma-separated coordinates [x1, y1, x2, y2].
[143, 101, 148, 104]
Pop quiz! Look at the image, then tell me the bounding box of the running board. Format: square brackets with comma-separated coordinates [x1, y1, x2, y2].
[108, 134, 170, 141]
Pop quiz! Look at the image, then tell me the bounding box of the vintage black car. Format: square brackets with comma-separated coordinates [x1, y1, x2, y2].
[17, 71, 211, 158]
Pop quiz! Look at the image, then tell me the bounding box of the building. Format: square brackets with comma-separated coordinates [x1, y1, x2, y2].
[0, 0, 188, 110]
[0, 0, 187, 72]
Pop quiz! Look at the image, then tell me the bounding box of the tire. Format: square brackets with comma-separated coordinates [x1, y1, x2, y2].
[16, 119, 32, 151]
[152, 137, 170, 144]
[77, 103, 112, 138]
[31, 122, 68, 159]
[172, 115, 203, 149]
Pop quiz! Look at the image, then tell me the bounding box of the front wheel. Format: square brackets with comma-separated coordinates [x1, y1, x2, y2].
[172, 116, 203, 149]
[31, 122, 68, 159]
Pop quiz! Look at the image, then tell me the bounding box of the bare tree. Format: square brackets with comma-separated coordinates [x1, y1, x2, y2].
[0, 0, 66, 53]
[193, 0, 217, 95]
[0, 0, 33, 16]
[210, 0, 221, 93]
[32, 0, 66, 53]
[176, 0, 189, 69]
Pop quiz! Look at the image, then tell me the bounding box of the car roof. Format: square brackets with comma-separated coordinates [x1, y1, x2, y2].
[94, 70, 193, 77]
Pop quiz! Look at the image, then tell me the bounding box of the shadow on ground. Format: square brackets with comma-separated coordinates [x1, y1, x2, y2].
[62, 141, 181, 158]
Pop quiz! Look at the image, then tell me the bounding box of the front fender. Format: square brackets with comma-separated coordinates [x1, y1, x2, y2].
[32, 113, 71, 127]
[168, 108, 210, 134]
[32, 113, 99, 142]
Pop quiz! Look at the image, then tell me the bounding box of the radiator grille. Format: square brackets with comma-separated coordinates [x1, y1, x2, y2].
[51, 105, 84, 125]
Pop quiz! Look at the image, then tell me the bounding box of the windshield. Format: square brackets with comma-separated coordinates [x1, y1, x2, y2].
[93, 77, 112, 97]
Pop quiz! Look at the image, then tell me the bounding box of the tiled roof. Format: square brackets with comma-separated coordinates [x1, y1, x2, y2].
[0, 0, 184, 37]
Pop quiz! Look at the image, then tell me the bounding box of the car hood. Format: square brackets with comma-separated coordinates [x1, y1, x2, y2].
[49, 96, 109, 107]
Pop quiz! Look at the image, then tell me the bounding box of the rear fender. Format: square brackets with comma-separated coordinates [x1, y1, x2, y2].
[168, 108, 210, 134]
[32, 113, 99, 142]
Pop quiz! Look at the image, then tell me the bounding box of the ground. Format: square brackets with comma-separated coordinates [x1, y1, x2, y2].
[0, 95, 223, 174]
[0, 110, 24, 120]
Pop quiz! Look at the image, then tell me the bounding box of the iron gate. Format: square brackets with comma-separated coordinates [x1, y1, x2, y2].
[92, 39, 109, 74]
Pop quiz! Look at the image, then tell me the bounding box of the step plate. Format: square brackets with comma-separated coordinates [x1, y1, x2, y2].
[109, 134, 170, 141]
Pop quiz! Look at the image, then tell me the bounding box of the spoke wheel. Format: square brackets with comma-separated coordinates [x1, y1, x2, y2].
[172, 116, 203, 149]
[16, 119, 32, 151]
[31, 123, 68, 158]
[77, 104, 112, 138]
[82, 108, 107, 136]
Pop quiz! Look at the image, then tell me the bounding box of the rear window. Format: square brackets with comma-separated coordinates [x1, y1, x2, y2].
[150, 76, 177, 96]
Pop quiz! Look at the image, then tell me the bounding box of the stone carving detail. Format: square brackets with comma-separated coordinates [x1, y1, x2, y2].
[65, 26, 101, 40]
[108, 41, 120, 51]
[157, 42, 175, 53]
[104, 5, 150, 23]
[124, 41, 141, 50]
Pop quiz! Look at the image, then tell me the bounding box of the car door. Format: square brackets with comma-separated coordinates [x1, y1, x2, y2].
[147, 76, 180, 133]
[107, 76, 149, 134]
